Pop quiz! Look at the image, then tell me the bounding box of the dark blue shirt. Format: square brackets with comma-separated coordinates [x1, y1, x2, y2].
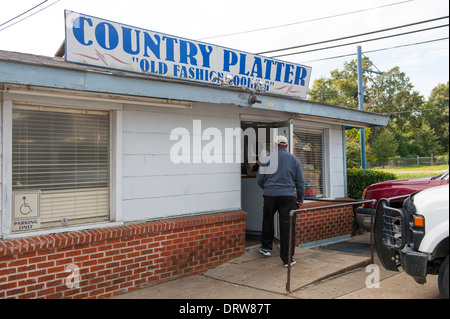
[256, 148, 305, 202]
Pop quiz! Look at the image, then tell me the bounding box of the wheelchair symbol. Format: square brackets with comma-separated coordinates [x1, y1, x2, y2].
[20, 196, 33, 215]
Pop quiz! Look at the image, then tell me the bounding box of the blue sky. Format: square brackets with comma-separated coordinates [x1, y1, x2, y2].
[0, 0, 448, 98]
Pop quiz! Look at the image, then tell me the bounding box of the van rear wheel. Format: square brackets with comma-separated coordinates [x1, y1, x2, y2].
[438, 255, 449, 299]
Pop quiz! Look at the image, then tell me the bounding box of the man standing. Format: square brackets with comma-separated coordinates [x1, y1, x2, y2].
[256, 135, 305, 267]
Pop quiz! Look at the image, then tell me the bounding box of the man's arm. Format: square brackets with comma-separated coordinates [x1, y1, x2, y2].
[256, 165, 265, 189]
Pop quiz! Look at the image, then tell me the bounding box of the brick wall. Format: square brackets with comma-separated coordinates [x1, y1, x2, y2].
[0, 210, 247, 299]
[295, 201, 353, 245]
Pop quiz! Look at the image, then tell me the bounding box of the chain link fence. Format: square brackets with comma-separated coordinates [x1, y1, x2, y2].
[368, 155, 449, 168]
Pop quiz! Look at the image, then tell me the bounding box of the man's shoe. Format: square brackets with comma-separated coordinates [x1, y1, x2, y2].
[259, 246, 271, 256]
[284, 258, 296, 268]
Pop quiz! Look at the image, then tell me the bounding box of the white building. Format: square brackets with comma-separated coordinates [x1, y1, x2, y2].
[0, 11, 389, 299]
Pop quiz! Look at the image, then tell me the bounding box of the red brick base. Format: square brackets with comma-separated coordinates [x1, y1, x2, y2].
[295, 201, 354, 245]
[0, 210, 247, 299]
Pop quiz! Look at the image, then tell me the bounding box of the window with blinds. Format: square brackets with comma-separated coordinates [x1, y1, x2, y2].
[12, 105, 110, 230]
[292, 127, 324, 198]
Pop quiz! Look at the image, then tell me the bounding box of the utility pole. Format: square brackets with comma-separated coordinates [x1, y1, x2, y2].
[357, 46, 367, 169]
[357, 46, 383, 169]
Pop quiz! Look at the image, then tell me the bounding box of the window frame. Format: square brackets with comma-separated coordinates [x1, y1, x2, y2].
[292, 121, 331, 199]
[2, 89, 123, 239]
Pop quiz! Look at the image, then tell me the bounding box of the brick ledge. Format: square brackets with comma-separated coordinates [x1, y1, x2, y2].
[0, 210, 247, 256]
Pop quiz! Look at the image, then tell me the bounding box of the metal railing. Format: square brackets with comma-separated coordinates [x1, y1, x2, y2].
[286, 198, 376, 292]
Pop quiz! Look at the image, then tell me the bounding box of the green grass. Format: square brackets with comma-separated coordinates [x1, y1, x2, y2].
[371, 165, 449, 179]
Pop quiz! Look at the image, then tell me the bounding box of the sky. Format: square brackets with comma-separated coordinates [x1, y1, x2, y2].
[0, 0, 448, 99]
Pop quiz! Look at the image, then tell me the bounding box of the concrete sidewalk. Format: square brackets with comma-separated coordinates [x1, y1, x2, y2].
[111, 235, 372, 299]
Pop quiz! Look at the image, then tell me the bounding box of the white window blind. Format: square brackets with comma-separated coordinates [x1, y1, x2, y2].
[293, 127, 324, 198]
[12, 105, 110, 230]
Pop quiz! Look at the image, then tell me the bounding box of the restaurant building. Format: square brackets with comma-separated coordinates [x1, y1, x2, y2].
[0, 11, 389, 298]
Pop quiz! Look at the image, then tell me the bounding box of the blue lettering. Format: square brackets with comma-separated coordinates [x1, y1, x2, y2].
[284, 64, 294, 84]
[223, 50, 238, 72]
[73, 17, 93, 46]
[162, 36, 178, 62]
[140, 59, 150, 72]
[198, 44, 213, 68]
[294, 66, 307, 86]
[239, 53, 249, 76]
[174, 64, 180, 77]
[179, 65, 187, 78]
[122, 27, 140, 55]
[143, 33, 161, 59]
[140, 59, 167, 74]
[264, 59, 274, 80]
[210, 71, 218, 82]
[159, 62, 168, 74]
[196, 68, 204, 80]
[95, 22, 119, 50]
[179, 40, 198, 66]
[188, 67, 195, 79]
[68, 13, 310, 93]
[274, 61, 285, 82]
[250, 57, 263, 78]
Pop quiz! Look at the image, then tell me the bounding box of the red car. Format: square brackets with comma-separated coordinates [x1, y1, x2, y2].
[356, 170, 449, 231]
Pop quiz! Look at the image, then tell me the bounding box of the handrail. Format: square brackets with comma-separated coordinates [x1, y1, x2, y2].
[286, 198, 376, 292]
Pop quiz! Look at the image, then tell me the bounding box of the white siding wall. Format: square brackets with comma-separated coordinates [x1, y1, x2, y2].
[329, 125, 346, 198]
[1, 91, 349, 232]
[121, 102, 242, 222]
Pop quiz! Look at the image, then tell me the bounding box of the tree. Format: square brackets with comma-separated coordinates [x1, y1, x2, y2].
[345, 128, 375, 168]
[307, 58, 439, 166]
[365, 67, 424, 147]
[346, 129, 362, 168]
[308, 58, 372, 108]
[411, 124, 442, 157]
[421, 82, 449, 153]
[371, 130, 398, 167]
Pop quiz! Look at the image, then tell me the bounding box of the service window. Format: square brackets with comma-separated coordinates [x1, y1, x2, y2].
[12, 105, 110, 231]
[292, 127, 324, 198]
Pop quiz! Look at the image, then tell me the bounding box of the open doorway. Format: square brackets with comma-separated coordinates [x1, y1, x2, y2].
[240, 120, 291, 246]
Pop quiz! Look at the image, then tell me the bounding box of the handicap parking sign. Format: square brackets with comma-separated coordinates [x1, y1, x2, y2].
[12, 191, 41, 231]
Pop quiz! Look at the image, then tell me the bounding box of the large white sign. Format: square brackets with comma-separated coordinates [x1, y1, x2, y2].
[65, 10, 312, 99]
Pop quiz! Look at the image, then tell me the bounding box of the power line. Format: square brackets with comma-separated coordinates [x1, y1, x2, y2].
[303, 37, 449, 63]
[385, 105, 449, 115]
[198, 0, 415, 40]
[307, 94, 449, 111]
[257, 16, 448, 55]
[0, 0, 60, 32]
[0, 1, 48, 28]
[363, 37, 449, 58]
[268, 24, 449, 58]
[308, 80, 450, 100]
